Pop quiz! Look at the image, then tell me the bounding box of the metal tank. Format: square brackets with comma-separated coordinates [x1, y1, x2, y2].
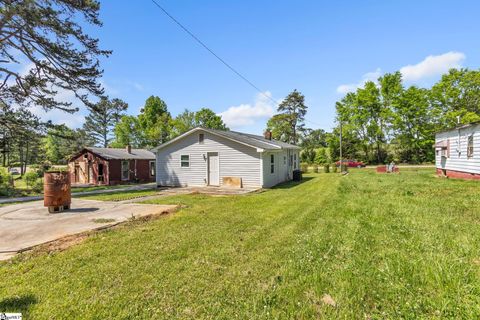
[44, 171, 71, 213]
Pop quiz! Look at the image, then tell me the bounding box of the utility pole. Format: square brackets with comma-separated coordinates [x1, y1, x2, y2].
[339, 120, 343, 172]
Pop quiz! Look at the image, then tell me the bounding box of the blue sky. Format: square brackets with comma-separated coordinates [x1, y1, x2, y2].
[38, 0, 480, 134]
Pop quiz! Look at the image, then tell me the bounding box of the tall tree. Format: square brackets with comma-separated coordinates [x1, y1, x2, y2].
[194, 108, 227, 130]
[277, 89, 308, 144]
[111, 115, 144, 148]
[170, 109, 196, 138]
[430, 68, 480, 128]
[83, 97, 128, 147]
[138, 96, 172, 147]
[266, 113, 294, 143]
[0, 0, 110, 113]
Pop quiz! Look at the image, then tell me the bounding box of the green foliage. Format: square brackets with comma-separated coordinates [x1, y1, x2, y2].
[0, 0, 110, 111]
[194, 108, 228, 130]
[314, 147, 331, 164]
[83, 98, 128, 147]
[111, 116, 144, 148]
[312, 164, 319, 173]
[23, 171, 39, 189]
[267, 90, 308, 144]
[0, 168, 13, 196]
[324, 163, 330, 173]
[137, 96, 172, 147]
[301, 128, 328, 149]
[170, 109, 196, 138]
[300, 148, 316, 164]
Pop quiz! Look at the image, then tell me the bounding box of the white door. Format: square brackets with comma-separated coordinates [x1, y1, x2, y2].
[208, 153, 219, 186]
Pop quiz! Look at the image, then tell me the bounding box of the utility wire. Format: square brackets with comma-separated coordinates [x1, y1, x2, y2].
[149, 0, 323, 127]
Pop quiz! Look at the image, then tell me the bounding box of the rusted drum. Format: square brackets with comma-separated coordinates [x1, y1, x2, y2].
[44, 171, 71, 213]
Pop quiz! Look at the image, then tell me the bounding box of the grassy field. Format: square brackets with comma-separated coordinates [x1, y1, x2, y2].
[1, 169, 480, 319]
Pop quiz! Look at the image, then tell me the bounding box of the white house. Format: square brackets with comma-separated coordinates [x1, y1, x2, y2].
[435, 122, 480, 180]
[152, 127, 301, 188]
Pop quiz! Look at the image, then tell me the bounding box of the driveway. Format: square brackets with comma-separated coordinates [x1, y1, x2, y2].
[0, 199, 177, 260]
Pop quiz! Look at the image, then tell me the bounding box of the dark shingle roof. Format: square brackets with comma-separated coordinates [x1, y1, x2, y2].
[86, 147, 155, 160]
[207, 129, 301, 150]
[152, 127, 301, 152]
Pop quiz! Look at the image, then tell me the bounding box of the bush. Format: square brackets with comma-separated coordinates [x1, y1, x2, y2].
[32, 179, 44, 193]
[324, 163, 330, 173]
[24, 171, 40, 189]
[341, 164, 348, 172]
[0, 168, 14, 196]
[332, 164, 338, 173]
[313, 164, 319, 173]
[300, 163, 309, 173]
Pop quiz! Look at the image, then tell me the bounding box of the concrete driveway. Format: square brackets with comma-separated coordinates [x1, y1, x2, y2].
[0, 199, 177, 260]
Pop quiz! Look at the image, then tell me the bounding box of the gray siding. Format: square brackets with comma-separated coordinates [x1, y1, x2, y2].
[435, 124, 480, 174]
[156, 130, 262, 188]
[262, 149, 299, 188]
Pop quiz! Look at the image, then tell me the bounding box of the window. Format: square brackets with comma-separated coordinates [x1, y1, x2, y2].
[181, 155, 190, 167]
[294, 153, 297, 169]
[121, 161, 129, 181]
[270, 154, 275, 174]
[150, 161, 155, 176]
[467, 135, 474, 158]
[284, 156, 286, 165]
[199, 133, 204, 144]
[98, 163, 104, 182]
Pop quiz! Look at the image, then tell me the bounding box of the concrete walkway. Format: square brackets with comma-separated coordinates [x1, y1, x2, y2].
[0, 183, 157, 205]
[0, 198, 176, 260]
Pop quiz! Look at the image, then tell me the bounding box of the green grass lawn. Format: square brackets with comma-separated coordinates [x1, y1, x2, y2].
[1, 169, 480, 319]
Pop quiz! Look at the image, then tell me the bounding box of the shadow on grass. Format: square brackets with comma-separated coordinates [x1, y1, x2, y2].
[272, 177, 315, 189]
[0, 294, 37, 313]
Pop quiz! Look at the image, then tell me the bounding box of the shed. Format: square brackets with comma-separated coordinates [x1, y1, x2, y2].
[435, 122, 480, 180]
[152, 127, 301, 188]
[68, 146, 156, 185]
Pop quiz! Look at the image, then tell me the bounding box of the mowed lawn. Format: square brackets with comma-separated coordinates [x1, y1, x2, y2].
[2, 169, 480, 319]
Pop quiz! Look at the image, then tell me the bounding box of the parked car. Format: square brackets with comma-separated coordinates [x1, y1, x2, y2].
[335, 159, 366, 168]
[8, 168, 20, 175]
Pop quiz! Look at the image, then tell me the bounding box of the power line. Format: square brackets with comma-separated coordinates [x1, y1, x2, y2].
[149, 0, 322, 128]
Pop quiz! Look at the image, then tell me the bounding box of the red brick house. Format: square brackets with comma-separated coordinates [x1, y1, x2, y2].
[68, 146, 156, 185]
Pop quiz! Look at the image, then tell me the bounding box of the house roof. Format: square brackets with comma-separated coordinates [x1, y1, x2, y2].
[435, 121, 480, 134]
[79, 147, 155, 160]
[152, 127, 301, 152]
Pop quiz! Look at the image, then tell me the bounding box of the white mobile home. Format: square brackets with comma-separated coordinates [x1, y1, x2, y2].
[435, 122, 480, 180]
[152, 127, 301, 188]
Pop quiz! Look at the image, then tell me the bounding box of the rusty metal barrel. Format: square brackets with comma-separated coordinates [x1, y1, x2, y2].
[44, 171, 71, 213]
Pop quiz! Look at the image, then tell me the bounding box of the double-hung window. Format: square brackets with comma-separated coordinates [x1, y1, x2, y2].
[467, 135, 474, 158]
[181, 155, 190, 167]
[150, 161, 155, 176]
[270, 154, 275, 174]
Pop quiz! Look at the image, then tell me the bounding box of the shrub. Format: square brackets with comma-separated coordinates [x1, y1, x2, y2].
[32, 179, 44, 193]
[341, 164, 348, 172]
[24, 171, 40, 189]
[324, 163, 330, 173]
[332, 164, 338, 173]
[0, 168, 14, 196]
[313, 164, 319, 173]
[300, 163, 309, 173]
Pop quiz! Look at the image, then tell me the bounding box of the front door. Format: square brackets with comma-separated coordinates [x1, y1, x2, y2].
[208, 153, 219, 186]
[121, 160, 130, 181]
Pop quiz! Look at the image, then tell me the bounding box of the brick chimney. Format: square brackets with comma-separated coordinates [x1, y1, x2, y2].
[126, 145, 131, 154]
[264, 130, 272, 140]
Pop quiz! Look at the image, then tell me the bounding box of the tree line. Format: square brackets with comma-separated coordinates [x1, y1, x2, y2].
[330, 68, 480, 164]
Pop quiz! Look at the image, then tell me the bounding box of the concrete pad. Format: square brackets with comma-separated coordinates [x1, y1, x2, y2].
[0, 199, 177, 260]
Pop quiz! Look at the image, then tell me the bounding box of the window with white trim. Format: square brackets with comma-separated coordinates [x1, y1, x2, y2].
[467, 135, 474, 158]
[270, 154, 275, 174]
[181, 155, 190, 167]
[150, 161, 155, 176]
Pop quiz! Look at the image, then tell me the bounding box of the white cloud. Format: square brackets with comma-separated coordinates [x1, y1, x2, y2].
[400, 51, 465, 82]
[219, 91, 275, 128]
[336, 52, 466, 94]
[336, 68, 382, 94]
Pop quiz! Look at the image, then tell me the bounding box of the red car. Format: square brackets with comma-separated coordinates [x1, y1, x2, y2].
[336, 159, 366, 168]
